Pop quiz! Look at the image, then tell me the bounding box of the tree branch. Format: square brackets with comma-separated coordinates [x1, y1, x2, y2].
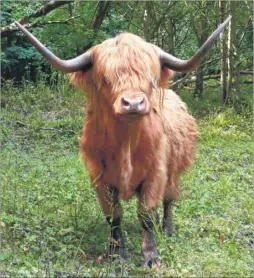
[1, 16, 79, 37]
[170, 70, 253, 90]
[19, 0, 74, 25]
[1, 0, 73, 38]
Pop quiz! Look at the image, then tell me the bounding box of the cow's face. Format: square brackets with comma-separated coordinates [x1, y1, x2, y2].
[72, 34, 172, 120]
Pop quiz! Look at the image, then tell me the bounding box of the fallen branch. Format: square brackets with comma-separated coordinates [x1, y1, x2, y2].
[15, 121, 76, 134]
[171, 71, 253, 90]
[240, 70, 253, 75]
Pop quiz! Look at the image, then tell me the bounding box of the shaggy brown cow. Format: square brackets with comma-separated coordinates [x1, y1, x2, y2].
[15, 16, 231, 267]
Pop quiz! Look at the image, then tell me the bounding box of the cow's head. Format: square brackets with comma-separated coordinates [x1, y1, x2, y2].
[15, 17, 231, 120]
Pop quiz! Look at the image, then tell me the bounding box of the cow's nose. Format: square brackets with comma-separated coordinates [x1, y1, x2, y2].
[121, 97, 146, 113]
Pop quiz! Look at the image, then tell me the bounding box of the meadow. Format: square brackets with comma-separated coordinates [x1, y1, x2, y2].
[1, 77, 253, 277]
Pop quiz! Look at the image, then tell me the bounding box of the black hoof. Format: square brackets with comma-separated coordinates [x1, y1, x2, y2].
[106, 238, 128, 260]
[163, 220, 173, 236]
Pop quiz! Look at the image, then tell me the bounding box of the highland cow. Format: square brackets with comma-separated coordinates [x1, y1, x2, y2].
[15, 16, 231, 267]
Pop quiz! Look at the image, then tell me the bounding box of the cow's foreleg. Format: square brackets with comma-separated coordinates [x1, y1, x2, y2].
[138, 202, 159, 268]
[137, 146, 167, 267]
[138, 182, 162, 268]
[95, 184, 126, 259]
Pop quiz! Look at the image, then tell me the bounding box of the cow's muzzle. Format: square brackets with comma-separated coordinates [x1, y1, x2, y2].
[114, 92, 150, 116]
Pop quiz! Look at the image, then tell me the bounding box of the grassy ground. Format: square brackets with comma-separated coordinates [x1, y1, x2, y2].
[1, 79, 253, 277]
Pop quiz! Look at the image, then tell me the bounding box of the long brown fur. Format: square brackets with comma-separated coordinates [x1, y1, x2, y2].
[70, 33, 197, 216]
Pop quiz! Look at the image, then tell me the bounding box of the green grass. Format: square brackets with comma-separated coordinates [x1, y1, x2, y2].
[1, 80, 253, 277]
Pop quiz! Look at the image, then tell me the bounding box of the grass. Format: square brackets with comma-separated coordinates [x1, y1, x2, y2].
[1, 79, 253, 277]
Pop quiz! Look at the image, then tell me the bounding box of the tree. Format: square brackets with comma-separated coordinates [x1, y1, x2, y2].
[191, 0, 209, 99]
[219, 0, 228, 105]
[228, 1, 241, 111]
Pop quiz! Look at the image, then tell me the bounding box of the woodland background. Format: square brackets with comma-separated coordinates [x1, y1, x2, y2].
[1, 1, 253, 277]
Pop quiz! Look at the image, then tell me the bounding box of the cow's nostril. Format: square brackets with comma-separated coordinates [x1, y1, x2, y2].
[122, 98, 130, 108]
[139, 98, 145, 105]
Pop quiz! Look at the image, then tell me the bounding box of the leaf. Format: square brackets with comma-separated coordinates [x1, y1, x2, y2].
[96, 255, 102, 264]
[220, 234, 225, 244]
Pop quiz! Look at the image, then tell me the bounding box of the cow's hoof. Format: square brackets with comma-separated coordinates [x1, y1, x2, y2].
[140, 250, 159, 268]
[163, 220, 173, 236]
[107, 241, 128, 260]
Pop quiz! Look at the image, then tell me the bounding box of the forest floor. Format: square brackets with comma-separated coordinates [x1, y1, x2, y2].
[1, 79, 253, 277]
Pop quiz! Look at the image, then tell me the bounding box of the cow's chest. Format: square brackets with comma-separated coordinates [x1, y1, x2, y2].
[101, 144, 149, 200]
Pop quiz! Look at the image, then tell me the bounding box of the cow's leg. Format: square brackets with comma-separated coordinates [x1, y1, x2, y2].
[137, 154, 167, 267]
[163, 179, 180, 236]
[162, 199, 173, 236]
[95, 184, 126, 259]
[138, 193, 159, 268]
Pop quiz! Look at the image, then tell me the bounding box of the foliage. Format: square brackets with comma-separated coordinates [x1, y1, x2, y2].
[1, 1, 252, 83]
[1, 80, 252, 277]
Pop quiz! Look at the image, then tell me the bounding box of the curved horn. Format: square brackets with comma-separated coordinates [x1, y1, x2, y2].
[160, 16, 232, 73]
[14, 21, 92, 73]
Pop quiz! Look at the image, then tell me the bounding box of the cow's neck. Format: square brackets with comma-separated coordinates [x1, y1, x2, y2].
[94, 101, 144, 149]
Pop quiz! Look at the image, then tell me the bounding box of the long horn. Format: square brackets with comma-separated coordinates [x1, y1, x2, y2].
[160, 16, 232, 73]
[14, 21, 92, 73]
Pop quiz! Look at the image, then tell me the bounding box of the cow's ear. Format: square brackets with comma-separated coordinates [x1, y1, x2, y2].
[70, 70, 93, 93]
[158, 67, 174, 89]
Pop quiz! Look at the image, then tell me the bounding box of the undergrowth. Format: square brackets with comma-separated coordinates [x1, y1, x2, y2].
[1, 79, 253, 277]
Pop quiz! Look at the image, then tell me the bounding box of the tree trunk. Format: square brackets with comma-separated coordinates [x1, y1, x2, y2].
[219, 0, 228, 105]
[195, 70, 204, 99]
[143, 2, 152, 42]
[167, 18, 174, 55]
[79, 1, 110, 53]
[193, 0, 208, 99]
[90, 1, 110, 31]
[226, 8, 233, 104]
[230, 2, 241, 112]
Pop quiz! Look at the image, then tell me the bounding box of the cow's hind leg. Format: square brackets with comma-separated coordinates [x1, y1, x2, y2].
[163, 199, 173, 236]
[163, 180, 180, 236]
[95, 184, 126, 259]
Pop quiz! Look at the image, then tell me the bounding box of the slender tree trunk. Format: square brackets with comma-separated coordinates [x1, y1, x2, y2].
[227, 8, 233, 104]
[230, 2, 241, 112]
[195, 70, 204, 99]
[219, 0, 228, 105]
[167, 18, 175, 55]
[143, 2, 152, 42]
[194, 0, 208, 99]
